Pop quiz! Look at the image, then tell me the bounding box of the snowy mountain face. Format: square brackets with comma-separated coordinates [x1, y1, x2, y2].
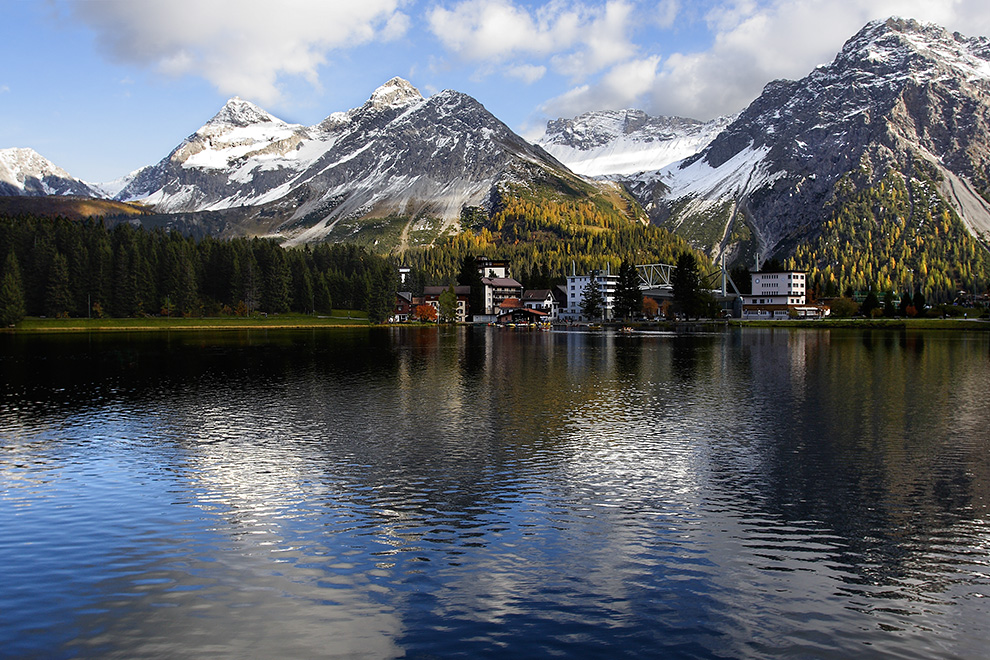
[629, 17, 990, 261]
[0, 148, 100, 197]
[112, 77, 573, 246]
[537, 110, 733, 177]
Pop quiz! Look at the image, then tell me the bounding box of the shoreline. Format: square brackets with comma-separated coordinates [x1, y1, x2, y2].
[4, 316, 988, 334]
[3, 314, 372, 333]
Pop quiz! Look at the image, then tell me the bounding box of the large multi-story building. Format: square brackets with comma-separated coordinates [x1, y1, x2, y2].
[561, 267, 619, 321]
[742, 270, 825, 319]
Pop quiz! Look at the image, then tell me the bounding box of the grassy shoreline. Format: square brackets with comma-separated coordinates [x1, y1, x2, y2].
[728, 317, 989, 330]
[4, 312, 372, 333]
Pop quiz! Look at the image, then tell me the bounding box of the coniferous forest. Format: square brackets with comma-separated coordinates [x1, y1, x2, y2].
[0, 214, 397, 325]
[786, 163, 990, 302]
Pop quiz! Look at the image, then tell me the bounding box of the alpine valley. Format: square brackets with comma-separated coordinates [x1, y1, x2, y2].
[3, 17, 990, 299]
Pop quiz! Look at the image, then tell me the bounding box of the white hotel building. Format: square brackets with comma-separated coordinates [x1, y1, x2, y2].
[561, 267, 619, 321]
[743, 270, 826, 319]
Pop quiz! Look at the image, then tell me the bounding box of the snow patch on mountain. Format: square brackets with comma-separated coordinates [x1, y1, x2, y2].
[0, 147, 99, 197]
[537, 110, 734, 177]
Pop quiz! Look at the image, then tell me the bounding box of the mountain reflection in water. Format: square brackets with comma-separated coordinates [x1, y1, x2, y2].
[1, 326, 988, 659]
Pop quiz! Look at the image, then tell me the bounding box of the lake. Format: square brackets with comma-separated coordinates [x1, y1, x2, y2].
[1, 326, 988, 658]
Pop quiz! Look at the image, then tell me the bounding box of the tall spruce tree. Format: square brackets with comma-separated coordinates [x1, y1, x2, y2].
[45, 252, 73, 318]
[580, 274, 604, 321]
[0, 251, 26, 326]
[457, 255, 484, 320]
[672, 252, 702, 319]
[614, 259, 642, 320]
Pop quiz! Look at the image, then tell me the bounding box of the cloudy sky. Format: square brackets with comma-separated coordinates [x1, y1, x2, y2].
[3, 0, 990, 182]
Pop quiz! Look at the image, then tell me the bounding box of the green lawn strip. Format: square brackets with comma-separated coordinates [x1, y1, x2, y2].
[9, 311, 371, 332]
[729, 318, 989, 330]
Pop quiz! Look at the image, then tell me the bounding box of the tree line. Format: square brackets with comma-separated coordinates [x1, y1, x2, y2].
[0, 214, 396, 325]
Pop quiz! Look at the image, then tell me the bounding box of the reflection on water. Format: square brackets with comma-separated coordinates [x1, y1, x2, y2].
[1, 327, 989, 658]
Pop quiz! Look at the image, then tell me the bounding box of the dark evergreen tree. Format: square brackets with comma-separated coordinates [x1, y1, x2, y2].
[457, 255, 484, 320]
[45, 252, 73, 318]
[729, 264, 752, 294]
[913, 290, 926, 316]
[0, 251, 26, 326]
[314, 272, 333, 313]
[580, 274, 604, 321]
[614, 259, 642, 320]
[366, 262, 395, 324]
[256, 241, 291, 313]
[861, 289, 881, 317]
[899, 290, 912, 316]
[883, 290, 896, 317]
[672, 252, 702, 319]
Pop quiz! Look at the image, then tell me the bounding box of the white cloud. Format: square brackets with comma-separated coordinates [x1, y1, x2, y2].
[0, 85, 9, 94]
[507, 64, 548, 83]
[540, 0, 990, 122]
[428, 0, 637, 78]
[654, 0, 680, 29]
[66, 0, 410, 105]
[541, 55, 661, 117]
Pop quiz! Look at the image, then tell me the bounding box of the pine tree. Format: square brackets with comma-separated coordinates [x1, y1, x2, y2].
[0, 251, 26, 326]
[366, 262, 396, 324]
[457, 255, 484, 320]
[614, 259, 641, 320]
[580, 274, 604, 321]
[672, 252, 702, 319]
[45, 252, 73, 318]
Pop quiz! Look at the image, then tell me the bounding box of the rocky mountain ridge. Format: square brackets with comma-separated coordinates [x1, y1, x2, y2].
[537, 109, 733, 177]
[608, 17, 990, 264]
[103, 77, 589, 247]
[0, 148, 100, 198]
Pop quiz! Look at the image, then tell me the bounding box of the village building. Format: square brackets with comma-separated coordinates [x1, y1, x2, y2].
[393, 291, 416, 322]
[495, 297, 549, 324]
[480, 276, 524, 317]
[742, 270, 828, 319]
[423, 285, 471, 322]
[476, 257, 511, 279]
[561, 266, 619, 321]
[521, 288, 565, 321]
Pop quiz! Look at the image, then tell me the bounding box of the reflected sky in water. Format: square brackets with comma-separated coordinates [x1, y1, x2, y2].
[1, 327, 989, 658]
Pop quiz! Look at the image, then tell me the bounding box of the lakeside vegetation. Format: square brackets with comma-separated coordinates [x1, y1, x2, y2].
[6, 312, 370, 333]
[0, 214, 396, 327]
[729, 317, 989, 330]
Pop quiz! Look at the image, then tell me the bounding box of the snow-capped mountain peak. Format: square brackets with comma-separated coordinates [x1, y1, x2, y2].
[617, 15, 990, 263]
[206, 96, 283, 128]
[537, 109, 734, 177]
[0, 147, 99, 197]
[835, 17, 990, 83]
[367, 77, 423, 111]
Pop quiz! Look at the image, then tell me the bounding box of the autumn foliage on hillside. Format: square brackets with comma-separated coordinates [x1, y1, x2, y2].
[408, 185, 706, 286]
[788, 162, 990, 302]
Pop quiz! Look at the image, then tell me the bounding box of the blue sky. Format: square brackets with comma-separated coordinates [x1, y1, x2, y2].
[3, 0, 989, 183]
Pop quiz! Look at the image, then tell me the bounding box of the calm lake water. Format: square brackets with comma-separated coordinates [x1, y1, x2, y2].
[1, 326, 989, 659]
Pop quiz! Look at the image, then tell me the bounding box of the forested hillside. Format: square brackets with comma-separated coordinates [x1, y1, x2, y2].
[786, 163, 990, 302]
[406, 183, 707, 286]
[0, 215, 396, 324]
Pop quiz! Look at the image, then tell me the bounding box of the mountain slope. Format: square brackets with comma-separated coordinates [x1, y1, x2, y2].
[112, 78, 600, 250]
[537, 110, 733, 177]
[0, 148, 101, 197]
[630, 17, 990, 280]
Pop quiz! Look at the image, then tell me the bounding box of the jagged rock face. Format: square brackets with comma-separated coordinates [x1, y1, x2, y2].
[538, 109, 732, 177]
[625, 17, 990, 259]
[0, 148, 100, 197]
[112, 77, 570, 244]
